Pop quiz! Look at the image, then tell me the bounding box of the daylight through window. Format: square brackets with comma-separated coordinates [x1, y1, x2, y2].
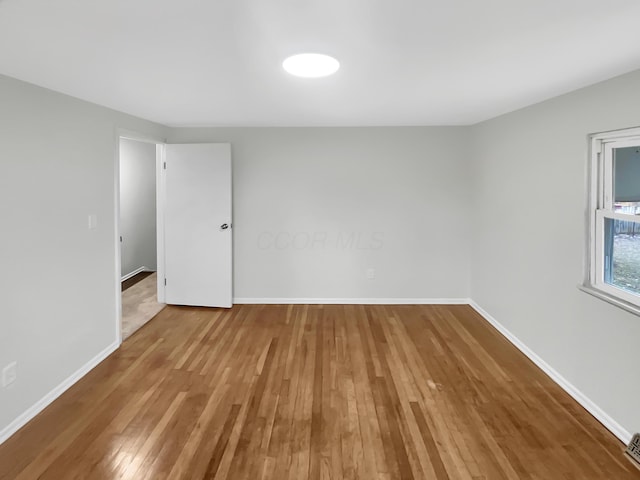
[588, 128, 640, 308]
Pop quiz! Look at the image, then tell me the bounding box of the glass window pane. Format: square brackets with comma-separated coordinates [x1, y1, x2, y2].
[604, 217, 640, 295]
[614, 146, 640, 209]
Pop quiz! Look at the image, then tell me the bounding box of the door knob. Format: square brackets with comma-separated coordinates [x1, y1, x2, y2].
[220, 223, 229, 230]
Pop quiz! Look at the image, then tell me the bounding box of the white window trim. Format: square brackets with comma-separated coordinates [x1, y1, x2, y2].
[583, 126, 640, 314]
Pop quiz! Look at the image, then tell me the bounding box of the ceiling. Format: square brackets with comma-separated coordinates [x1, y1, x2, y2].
[1, 0, 640, 127]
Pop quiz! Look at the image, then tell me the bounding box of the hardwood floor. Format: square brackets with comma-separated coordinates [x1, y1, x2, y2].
[0, 304, 636, 479]
[121, 271, 154, 292]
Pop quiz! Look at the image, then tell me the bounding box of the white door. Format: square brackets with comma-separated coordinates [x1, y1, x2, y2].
[163, 143, 232, 307]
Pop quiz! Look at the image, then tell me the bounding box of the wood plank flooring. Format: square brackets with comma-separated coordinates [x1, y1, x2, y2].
[121, 271, 154, 292]
[0, 304, 637, 479]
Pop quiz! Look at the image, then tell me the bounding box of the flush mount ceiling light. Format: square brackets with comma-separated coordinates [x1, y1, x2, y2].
[282, 53, 340, 78]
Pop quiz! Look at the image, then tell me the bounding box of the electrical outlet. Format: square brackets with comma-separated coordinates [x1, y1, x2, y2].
[2, 361, 17, 388]
[366, 268, 376, 280]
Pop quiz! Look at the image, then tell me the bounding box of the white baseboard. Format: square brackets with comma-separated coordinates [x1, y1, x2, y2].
[233, 297, 471, 305]
[468, 300, 632, 445]
[0, 341, 119, 445]
[121, 266, 153, 282]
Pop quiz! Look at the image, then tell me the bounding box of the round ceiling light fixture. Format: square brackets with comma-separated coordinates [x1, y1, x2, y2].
[282, 53, 340, 78]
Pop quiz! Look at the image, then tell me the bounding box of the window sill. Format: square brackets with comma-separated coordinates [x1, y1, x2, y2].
[578, 284, 640, 317]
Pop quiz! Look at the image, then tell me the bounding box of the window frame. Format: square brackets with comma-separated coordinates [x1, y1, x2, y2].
[585, 127, 640, 312]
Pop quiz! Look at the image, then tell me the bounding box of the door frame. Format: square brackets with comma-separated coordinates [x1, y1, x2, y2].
[114, 129, 166, 345]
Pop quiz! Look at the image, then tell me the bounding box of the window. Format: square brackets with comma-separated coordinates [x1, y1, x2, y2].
[587, 127, 640, 310]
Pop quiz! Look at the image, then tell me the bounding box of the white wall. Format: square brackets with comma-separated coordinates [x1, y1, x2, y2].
[168, 127, 472, 300]
[119, 138, 157, 277]
[470, 69, 640, 440]
[0, 75, 167, 439]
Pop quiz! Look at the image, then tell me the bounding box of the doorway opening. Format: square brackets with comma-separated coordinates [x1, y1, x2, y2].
[117, 134, 165, 341]
[115, 138, 233, 343]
